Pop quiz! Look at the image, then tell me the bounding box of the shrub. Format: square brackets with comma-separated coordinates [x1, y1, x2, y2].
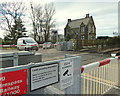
[2, 40, 14, 45]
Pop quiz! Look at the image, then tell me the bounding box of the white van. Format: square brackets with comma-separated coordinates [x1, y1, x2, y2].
[17, 37, 39, 51]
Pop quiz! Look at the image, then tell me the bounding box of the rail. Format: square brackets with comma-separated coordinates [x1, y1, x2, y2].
[0, 52, 35, 67]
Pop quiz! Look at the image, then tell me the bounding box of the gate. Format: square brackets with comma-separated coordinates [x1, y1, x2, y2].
[81, 56, 120, 95]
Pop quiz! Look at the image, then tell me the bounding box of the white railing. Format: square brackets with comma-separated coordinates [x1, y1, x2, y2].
[81, 56, 120, 94]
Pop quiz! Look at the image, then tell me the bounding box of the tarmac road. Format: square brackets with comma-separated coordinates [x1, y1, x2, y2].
[1, 48, 110, 66]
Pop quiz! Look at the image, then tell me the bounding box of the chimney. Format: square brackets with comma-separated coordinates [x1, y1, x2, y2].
[68, 19, 71, 23]
[86, 14, 89, 18]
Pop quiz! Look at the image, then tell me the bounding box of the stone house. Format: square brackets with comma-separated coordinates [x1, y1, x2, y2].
[64, 14, 96, 46]
[0, 37, 2, 44]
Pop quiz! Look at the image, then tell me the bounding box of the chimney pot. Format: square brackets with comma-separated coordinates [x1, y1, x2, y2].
[86, 14, 89, 18]
[68, 19, 71, 22]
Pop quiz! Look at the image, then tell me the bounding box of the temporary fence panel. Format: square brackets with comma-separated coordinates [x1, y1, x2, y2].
[67, 42, 73, 51]
[56, 41, 73, 51]
[81, 56, 120, 95]
[56, 42, 63, 51]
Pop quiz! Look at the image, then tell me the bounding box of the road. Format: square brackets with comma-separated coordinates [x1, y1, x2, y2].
[1, 48, 110, 66]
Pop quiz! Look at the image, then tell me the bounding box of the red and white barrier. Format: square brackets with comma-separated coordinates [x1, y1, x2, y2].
[0, 45, 17, 47]
[81, 56, 120, 73]
[0, 45, 3, 47]
[0, 44, 44, 47]
[0, 44, 56, 48]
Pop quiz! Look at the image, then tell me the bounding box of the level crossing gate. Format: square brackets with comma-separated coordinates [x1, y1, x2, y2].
[0, 53, 120, 95]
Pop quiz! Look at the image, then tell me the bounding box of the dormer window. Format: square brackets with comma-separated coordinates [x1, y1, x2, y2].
[81, 26, 85, 32]
[81, 36, 85, 40]
[91, 36, 95, 40]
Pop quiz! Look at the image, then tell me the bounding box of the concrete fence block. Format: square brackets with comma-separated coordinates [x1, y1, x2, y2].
[44, 86, 64, 94]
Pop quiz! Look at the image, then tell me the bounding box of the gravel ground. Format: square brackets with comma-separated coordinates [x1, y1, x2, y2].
[1, 48, 111, 65]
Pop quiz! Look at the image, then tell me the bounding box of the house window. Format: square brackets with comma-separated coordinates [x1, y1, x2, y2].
[91, 36, 94, 40]
[81, 26, 85, 32]
[81, 36, 85, 40]
[75, 30, 78, 35]
[66, 29, 70, 33]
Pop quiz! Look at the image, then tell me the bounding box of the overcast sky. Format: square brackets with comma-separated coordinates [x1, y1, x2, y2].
[0, 0, 119, 38]
[54, 2, 118, 37]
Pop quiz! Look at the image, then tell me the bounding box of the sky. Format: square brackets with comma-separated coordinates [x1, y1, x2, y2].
[0, 0, 119, 38]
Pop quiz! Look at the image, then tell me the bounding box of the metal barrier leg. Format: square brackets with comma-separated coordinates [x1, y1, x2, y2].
[99, 68, 101, 94]
[13, 53, 18, 66]
[83, 73, 86, 94]
[90, 71, 93, 95]
[118, 60, 120, 87]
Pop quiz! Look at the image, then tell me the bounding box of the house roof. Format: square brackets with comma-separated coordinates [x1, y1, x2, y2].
[67, 16, 92, 29]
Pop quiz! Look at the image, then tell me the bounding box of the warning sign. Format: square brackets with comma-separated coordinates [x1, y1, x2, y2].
[30, 64, 58, 91]
[59, 59, 73, 90]
[0, 69, 27, 95]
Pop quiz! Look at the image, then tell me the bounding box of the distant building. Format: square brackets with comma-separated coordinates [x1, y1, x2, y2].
[64, 14, 96, 41]
[50, 33, 64, 42]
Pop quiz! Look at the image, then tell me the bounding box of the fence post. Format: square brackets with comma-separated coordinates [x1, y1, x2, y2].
[13, 52, 18, 66]
[98, 45, 102, 53]
[118, 1, 120, 87]
[118, 59, 120, 87]
[65, 54, 81, 94]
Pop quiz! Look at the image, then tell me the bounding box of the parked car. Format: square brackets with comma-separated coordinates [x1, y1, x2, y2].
[43, 42, 54, 49]
[17, 37, 39, 51]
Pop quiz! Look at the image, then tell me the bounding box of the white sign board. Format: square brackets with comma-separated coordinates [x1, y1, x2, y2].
[60, 59, 73, 90]
[30, 64, 58, 91]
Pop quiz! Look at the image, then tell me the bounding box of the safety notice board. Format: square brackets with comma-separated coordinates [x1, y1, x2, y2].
[0, 69, 27, 95]
[30, 64, 58, 91]
[59, 59, 73, 90]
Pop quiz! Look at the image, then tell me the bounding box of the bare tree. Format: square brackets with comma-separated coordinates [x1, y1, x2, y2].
[30, 3, 44, 41]
[30, 2, 55, 42]
[43, 3, 55, 42]
[30, 3, 37, 41]
[0, 2, 27, 44]
[35, 5, 44, 42]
